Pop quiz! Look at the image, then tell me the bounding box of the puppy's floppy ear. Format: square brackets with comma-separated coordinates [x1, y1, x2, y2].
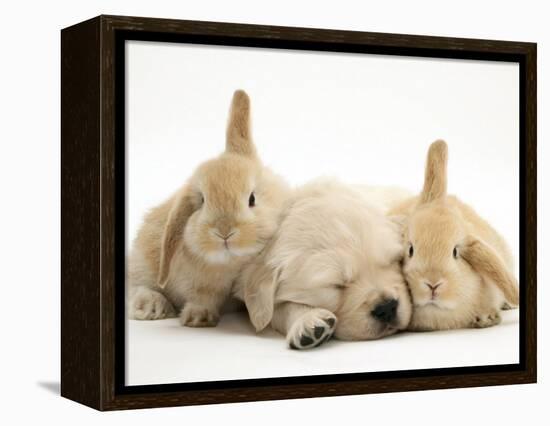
[157, 188, 197, 289]
[226, 90, 257, 158]
[388, 214, 408, 263]
[388, 214, 408, 236]
[420, 140, 448, 204]
[243, 260, 279, 332]
[461, 236, 519, 306]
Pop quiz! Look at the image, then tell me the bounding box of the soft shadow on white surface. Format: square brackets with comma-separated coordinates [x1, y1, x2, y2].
[127, 309, 519, 386]
[36, 381, 60, 395]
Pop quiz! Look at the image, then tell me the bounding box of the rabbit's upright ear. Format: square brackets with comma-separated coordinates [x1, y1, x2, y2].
[461, 236, 520, 306]
[243, 260, 278, 332]
[226, 90, 257, 158]
[420, 140, 448, 204]
[157, 188, 197, 289]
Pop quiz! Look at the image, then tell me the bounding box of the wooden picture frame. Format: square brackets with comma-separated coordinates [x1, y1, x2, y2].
[61, 14, 537, 411]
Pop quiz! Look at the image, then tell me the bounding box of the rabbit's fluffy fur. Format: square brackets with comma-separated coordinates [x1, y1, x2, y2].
[234, 180, 412, 349]
[127, 90, 290, 327]
[388, 140, 519, 331]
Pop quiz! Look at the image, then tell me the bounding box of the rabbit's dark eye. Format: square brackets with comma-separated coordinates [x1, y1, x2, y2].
[453, 246, 458, 259]
[199, 193, 204, 205]
[249, 192, 255, 207]
[408, 244, 414, 258]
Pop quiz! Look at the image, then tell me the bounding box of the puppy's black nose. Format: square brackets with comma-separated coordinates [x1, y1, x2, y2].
[371, 299, 398, 323]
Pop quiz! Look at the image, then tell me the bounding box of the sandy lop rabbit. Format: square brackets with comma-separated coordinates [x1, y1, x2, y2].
[389, 140, 519, 331]
[128, 90, 290, 327]
[235, 180, 412, 349]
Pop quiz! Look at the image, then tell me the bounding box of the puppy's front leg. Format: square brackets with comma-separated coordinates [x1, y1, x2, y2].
[272, 302, 337, 350]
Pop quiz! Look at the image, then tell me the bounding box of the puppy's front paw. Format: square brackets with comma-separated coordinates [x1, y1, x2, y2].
[180, 304, 219, 327]
[287, 309, 337, 350]
[472, 311, 501, 328]
[129, 287, 176, 320]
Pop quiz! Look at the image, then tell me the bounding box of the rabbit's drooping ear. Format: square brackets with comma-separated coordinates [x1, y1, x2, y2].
[420, 140, 448, 204]
[243, 261, 279, 332]
[157, 189, 197, 289]
[461, 236, 520, 306]
[226, 90, 257, 157]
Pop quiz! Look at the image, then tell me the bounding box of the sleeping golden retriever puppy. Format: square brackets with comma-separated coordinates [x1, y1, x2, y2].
[234, 180, 412, 349]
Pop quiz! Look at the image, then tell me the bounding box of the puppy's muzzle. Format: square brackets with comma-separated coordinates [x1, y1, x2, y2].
[371, 299, 398, 323]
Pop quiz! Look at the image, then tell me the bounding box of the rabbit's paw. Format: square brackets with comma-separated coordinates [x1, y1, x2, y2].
[501, 301, 517, 310]
[287, 309, 337, 350]
[129, 287, 176, 320]
[180, 303, 220, 327]
[472, 310, 501, 328]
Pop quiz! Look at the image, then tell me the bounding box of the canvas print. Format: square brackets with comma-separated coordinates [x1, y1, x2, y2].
[125, 41, 519, 386]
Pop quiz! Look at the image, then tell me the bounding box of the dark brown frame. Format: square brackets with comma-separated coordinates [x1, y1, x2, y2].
[61, 14, 537, 411]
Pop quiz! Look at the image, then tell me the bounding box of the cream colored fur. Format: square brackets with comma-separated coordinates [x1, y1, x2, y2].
[355, 185, 414, 212]
[127, 90, 290, 327]
[234, 180, 412, 349]
[388, 140, 519, 331]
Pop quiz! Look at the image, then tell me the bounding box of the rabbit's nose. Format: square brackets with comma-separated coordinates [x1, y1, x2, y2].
[424, 282, 443, 291]
[371, 299, 398, 323]
[223, 231, 236, 241]
[425, 281, 443, 299]
[215, 217, 234, 236]
[214, 230, 236, 241]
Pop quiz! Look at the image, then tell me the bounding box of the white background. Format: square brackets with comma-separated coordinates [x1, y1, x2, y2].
[0, 0, 547, 425]
[127, 41, 519, 257]
[126, 40, 520, 385]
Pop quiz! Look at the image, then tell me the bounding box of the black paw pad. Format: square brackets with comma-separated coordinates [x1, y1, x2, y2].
[324, 317, 336, 327]
[313, 326, 325, 339]
[300, 335, 314, 346]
